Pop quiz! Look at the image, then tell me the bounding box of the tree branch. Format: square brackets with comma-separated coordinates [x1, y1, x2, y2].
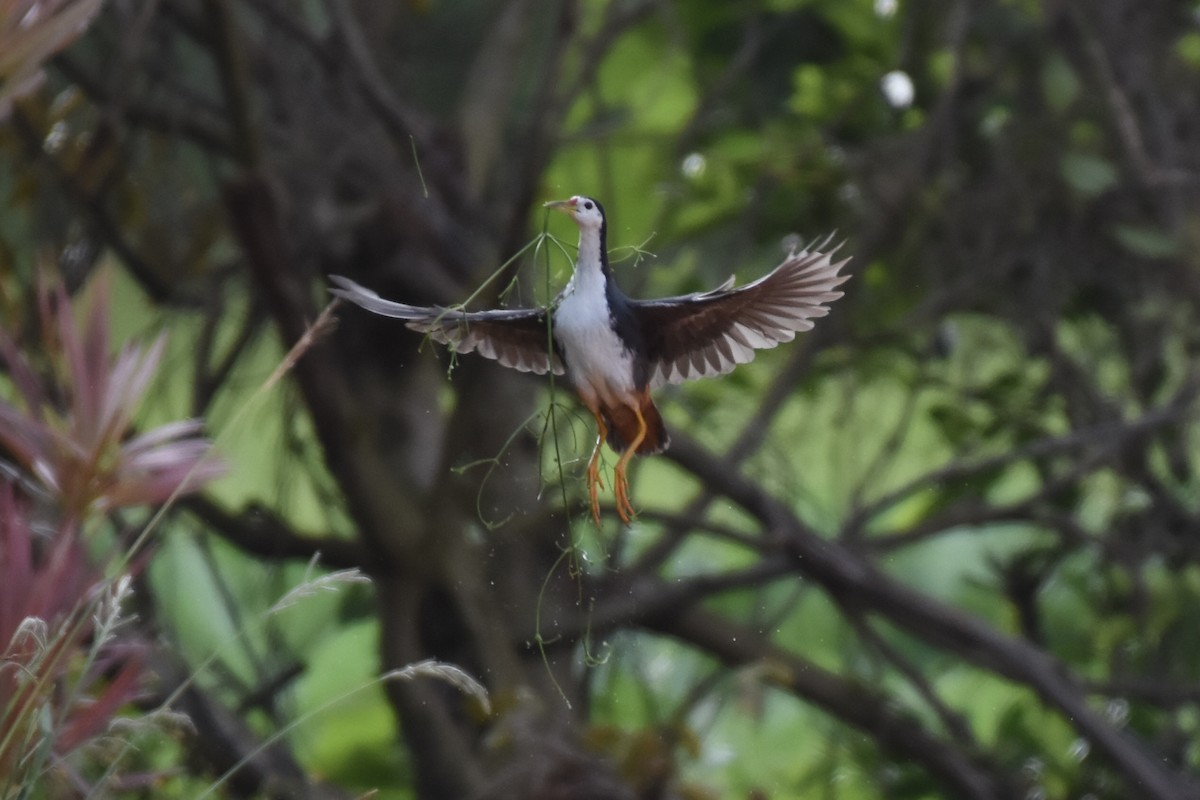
[182, 495, 368, 568]
[846, 387, 1197, 539]
[662, 433, 1198, 800]
[645, 605, 1013, 799]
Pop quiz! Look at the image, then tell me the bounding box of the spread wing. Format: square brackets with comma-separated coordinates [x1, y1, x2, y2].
[329, 275, 564, 375]
[634, 243, 850, 388]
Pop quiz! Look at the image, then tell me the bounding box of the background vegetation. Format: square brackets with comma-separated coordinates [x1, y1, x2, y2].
[3, 0, 1200, 798]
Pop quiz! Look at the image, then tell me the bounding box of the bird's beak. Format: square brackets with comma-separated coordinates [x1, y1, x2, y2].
[544, 198, 577, 215]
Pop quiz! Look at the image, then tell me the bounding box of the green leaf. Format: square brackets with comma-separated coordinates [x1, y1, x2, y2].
[1042, 55, 1080, 113]
[1060, 152, 1118, 196]
[1113, 224, 1178, 259]
[928, 48, 956, 87]
[789, 64, 828, 118]
[1175, 32, 1200, 70]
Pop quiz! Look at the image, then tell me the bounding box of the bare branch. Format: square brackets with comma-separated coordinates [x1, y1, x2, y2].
[322, 0, 435, 149]
[662, 433, 1198, 800]
[182, 494, 364, 568]
[645, 605, 1013, 799]
[846, 387, 1197, 539]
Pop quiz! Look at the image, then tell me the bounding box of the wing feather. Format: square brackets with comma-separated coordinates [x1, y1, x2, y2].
[634, 244, 850, 388]
[329, 275, 564, 376]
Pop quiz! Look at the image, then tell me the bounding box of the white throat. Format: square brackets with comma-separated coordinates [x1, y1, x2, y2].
[569, 226, 606, 296]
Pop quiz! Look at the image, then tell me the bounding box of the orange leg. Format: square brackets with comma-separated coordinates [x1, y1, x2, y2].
[586, 408, 608, 526]
[613, 403, 647, 524]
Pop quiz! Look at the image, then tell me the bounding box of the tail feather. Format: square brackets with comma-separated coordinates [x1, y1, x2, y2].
[603, 395, 669, 455]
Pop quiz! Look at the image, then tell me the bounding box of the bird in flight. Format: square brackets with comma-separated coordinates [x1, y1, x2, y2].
[330, 196, 850, 525]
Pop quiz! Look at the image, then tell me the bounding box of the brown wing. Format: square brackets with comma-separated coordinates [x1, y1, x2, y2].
[329, 275, 564, 376]
[633, 244, 850, 388]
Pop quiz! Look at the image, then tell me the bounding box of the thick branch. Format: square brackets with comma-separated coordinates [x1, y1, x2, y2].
[662, 434, 1197, 800]
[220, 174, 422, 565]
[846, 389, 1196, 538]
[645, 605, 1011, 799]
[183, 495, 368, 568]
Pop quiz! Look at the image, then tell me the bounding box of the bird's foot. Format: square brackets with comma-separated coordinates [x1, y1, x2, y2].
[611, 405, 646, 525]
[586, 451, 606, 526]
[586, 454, 606, 493]
[613, 464, 636, 524]
[587, 473, 603, 527]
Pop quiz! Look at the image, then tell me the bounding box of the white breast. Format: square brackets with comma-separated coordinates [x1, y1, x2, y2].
[554, 279, 636, 405]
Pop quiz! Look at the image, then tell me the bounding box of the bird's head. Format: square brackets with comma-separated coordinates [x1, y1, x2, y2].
[545, 195, 605, 231]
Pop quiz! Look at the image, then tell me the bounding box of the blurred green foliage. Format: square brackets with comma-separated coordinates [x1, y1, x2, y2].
[2, 0, 1200, 798]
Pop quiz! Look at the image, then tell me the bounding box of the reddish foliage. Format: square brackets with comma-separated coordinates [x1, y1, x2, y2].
[0, 275, 224, 518]
[0, 273, 224, 790]
[0, 485, 142, 780]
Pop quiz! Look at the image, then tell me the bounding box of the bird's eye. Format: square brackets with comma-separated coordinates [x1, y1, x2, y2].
[584, 201, 594, 210]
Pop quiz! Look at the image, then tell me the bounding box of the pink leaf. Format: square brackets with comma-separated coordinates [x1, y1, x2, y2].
[121, 419, 206, 458]
[56, 284, 101, 445]
[98, 335, 166, 447]
[0, 401, 55, 468]
[56, 653, 145, 754]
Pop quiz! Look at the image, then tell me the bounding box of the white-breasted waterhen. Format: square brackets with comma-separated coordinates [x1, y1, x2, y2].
[330, 195, 850, 525]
